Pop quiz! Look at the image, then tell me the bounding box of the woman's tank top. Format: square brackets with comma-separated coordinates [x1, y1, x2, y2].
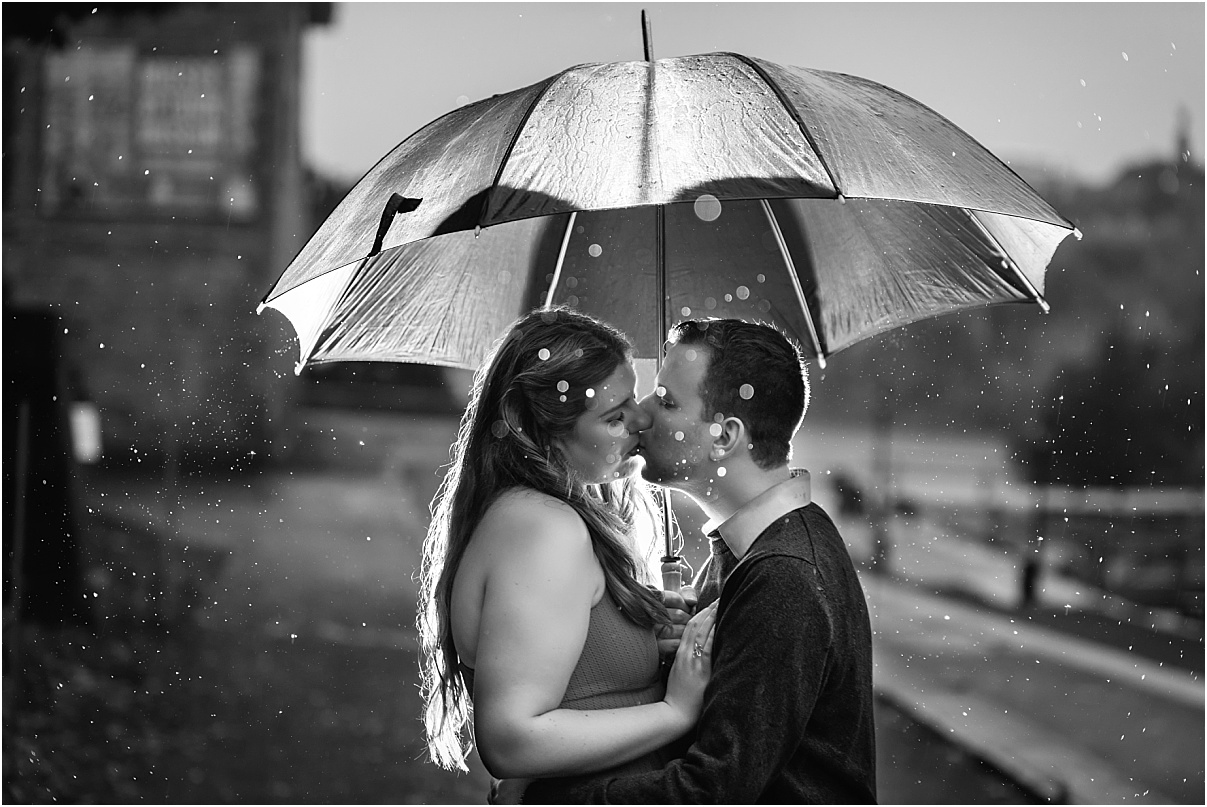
[460, 589, 670, 778]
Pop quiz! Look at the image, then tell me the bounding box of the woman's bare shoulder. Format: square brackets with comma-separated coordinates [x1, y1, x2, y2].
[478, 488, 592, 553]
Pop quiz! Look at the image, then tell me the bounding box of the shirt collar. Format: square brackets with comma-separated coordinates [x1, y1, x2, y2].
[703, 469, 812, 560]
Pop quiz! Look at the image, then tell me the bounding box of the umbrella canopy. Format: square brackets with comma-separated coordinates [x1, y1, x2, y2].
[261, 52, 1077, 372]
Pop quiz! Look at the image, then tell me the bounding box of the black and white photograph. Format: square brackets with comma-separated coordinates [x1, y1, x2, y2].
[3, 2, 1203, 803]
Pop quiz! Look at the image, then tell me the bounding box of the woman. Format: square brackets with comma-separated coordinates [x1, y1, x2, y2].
[418, 307, 715, 795]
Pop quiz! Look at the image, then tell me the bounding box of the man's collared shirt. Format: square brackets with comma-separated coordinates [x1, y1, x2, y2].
[695, 469, 811, 608]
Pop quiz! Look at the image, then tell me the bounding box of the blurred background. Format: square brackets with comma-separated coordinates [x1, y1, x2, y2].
[3, 2, 1202, 803]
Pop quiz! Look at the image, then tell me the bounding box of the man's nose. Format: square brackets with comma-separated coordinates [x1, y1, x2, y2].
[629, 402, 653, 433]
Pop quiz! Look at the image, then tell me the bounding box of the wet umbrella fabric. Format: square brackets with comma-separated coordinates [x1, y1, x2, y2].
[260, 52, 1076, 371]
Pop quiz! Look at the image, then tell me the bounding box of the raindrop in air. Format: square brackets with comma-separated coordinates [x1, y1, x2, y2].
[693, 194, 722, 222]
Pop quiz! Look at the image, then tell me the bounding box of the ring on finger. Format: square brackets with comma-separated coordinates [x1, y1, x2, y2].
[693, 642, 703, 657]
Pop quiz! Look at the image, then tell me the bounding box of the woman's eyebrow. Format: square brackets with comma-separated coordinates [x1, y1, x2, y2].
[599, 397, 633, 418]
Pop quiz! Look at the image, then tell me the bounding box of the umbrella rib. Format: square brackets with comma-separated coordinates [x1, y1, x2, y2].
[729, 52, 843, 197]
[760, 200, 827, 367]
[544, 211, 578, 309]
[482, 73, 566, 228]
[964, 210, 1051, 313]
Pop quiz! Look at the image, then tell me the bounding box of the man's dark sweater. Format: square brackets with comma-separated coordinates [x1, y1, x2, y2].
[525, 498, 877, 803]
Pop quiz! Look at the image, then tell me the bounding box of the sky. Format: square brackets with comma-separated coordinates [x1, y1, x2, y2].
[302, 2, 1205, 188]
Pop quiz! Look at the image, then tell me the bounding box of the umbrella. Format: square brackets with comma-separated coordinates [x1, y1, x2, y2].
[258, 45, 1077, 575]
[259, 51, 1076, 374]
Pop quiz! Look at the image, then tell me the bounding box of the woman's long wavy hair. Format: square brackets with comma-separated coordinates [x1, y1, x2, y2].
[418, 307, 667, 772]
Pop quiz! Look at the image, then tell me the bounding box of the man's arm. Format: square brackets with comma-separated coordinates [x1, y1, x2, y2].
[525, 556, 831, 803]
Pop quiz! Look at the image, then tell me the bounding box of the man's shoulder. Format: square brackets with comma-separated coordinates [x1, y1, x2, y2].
[748, 502, 842, 559]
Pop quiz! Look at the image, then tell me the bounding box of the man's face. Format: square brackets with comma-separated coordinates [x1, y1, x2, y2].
[636, 342, 717, 491]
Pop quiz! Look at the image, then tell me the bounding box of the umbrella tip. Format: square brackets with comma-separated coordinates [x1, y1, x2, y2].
[294, 360, 306, 376]
[1036, 296, 1051, 314]
[816, 354, 827, 369]
[1072, 227, 1083, 241]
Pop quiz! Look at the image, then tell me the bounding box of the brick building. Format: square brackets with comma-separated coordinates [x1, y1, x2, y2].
[3, 3, 332, 466]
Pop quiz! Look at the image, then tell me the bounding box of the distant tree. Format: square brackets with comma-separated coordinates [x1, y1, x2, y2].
[1019, 327, 1204, 487]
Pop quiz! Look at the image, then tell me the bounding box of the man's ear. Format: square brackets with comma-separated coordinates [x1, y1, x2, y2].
[711, 416, 746, 460]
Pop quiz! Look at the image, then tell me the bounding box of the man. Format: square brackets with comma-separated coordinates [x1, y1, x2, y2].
[525, 318, 877, 804]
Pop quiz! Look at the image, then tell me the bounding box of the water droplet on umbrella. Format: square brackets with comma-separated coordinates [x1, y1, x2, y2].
[739, 384, 754, 399]
[538, 348, 550, 360]
[693, 194, 722, 222]
[557, 380, 569, 392]
[588, 244, 602, 257]
[736, 286, 750, 300]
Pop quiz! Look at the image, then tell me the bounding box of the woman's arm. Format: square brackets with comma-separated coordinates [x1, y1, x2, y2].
[468, 494, 709, 780]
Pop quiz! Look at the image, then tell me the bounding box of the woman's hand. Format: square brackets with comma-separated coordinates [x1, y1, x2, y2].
[662, 601, 718, 727]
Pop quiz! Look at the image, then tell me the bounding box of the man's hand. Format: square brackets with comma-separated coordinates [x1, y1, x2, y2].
[656, 586, 699, 657]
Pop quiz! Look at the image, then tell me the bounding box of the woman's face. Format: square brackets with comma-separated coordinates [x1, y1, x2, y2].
[555, 360, 652, 484]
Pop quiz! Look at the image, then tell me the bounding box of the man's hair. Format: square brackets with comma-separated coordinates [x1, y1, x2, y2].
[668, 318, 809, 469]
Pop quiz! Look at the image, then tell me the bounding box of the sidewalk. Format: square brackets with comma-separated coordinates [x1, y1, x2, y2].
[61, 408, 1204, 804]
[864, 575, 1203, 804]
